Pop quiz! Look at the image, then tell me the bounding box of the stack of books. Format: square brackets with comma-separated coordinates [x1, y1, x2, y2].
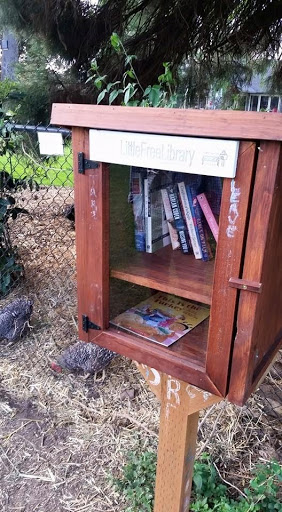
[129, 167, 222, 261]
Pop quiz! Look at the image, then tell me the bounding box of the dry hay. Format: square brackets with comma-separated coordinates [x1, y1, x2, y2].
[0, 186, 281, 511]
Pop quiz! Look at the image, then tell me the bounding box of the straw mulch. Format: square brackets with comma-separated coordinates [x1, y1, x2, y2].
[0, 187, 281, 511]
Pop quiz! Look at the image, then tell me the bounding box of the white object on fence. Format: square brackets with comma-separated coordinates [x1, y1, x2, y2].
[37, 132, 64, 156]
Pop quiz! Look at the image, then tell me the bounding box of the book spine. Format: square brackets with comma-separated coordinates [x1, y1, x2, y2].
[144, 177, 152, 252]
[130, 167, 146, 252]
[144, 175, 171, 253]
[167, 185, 190, 254]
[178, 182, 202, 259]
[161, 188, 180, 250]
[189, 185, 210, 261]
[197, 192, 219, 242]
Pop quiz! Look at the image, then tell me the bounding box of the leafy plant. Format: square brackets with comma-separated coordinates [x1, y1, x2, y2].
[0, 113, 32, 295]
[113, 451, 157, 512]
[113, 451, 282, 512]
[87, 33, 178, 108]
[191, 456, 282, 512]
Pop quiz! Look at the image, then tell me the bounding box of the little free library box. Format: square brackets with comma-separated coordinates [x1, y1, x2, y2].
[51, 104, 282, 406]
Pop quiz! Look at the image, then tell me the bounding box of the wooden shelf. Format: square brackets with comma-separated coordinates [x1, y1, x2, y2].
[111, 245, 214, 305]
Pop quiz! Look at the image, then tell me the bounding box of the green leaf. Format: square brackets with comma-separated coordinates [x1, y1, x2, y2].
[94, 78, 102, 90]
[111, 32, 121, 51]
[143, 86, 151, 97]
[124, 87, 131, 105]
[126, 70, 135, 79]
[107, 81, 120, 92]
[193, 473, 203, 492]
[97, 89, 107, 104]
[109, 89, 120, 105]
[148, 86, 161, 107]
[125, 55, 137, 66]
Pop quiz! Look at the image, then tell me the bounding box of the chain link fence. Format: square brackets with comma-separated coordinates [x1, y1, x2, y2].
[0, 122, 76, 337]
[0, 122, 280, 510]
[0, 121, 281, 417]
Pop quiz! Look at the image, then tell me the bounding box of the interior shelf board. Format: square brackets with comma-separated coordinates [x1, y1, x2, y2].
[111, 245, 214, 305]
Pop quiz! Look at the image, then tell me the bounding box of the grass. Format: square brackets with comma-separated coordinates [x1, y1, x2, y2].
[0, 144, 73, 187]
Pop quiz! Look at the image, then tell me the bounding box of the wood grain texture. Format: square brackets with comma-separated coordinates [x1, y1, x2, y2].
[51, 104, 282, 141]
[154, 375, 221, 512]
[73, 127, 110, 342]
[206, 141, 257, 395]
[92, 324, 222, 396]
[228, 277, 262, 293]
[111, 246, 214, 305]
[228, 142, 282, 405]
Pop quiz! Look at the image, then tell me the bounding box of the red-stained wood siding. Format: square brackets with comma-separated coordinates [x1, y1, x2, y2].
[51, 104, 282, 141]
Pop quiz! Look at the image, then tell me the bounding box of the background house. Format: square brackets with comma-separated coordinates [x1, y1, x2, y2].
[241, 72, 282, 112]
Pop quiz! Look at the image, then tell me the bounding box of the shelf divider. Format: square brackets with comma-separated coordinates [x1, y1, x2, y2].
[111, 245, 214, 305]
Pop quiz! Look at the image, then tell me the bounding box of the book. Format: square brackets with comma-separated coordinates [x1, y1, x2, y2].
[178, 182, 202, 259]
[167, 184, 190, 254]
[110, 291, 210, 347]
[189, 184, 210, 261]
[161, 188, 180, 250]
[197, 192, 219, 242]
[144, 170, 171, 253]
[129, 166, 147, 252]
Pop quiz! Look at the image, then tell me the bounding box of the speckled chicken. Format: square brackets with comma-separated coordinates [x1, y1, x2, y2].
[0, 298, 33, 342]
[51, 341, 116, 376]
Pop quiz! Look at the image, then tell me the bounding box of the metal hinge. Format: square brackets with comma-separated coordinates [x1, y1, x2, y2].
[78, 152, 99, 174]
[82, 315, 101, 332]
[229, 277, 262, 293]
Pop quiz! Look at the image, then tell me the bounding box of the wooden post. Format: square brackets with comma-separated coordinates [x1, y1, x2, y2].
[136, 363, 222, 512]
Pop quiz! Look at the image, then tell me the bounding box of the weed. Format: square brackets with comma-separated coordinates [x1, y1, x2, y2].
[113, 451, 157, 512]
[113, 451, 282, 512]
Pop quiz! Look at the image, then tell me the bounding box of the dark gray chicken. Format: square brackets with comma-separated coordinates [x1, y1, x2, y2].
[0, 298, 33, 341]
[51, 341, 116, 376]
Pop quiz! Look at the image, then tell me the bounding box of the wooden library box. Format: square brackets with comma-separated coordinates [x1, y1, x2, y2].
[51, 104, 282, 405]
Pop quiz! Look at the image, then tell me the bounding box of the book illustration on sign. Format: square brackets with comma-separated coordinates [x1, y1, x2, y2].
[110, 292, 210, 347]
[202, 150, 228, 167]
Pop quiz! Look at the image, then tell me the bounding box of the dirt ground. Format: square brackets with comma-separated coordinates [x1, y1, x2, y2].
[0, 186, 281, 511]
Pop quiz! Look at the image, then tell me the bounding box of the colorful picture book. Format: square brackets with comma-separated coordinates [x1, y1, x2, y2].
[110, 291, 210, 347]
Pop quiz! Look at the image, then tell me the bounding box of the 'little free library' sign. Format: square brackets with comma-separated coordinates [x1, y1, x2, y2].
[89, 129, 239, 178]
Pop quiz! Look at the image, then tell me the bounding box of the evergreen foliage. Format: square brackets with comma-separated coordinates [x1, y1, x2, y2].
[0, 0, 281, 94]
